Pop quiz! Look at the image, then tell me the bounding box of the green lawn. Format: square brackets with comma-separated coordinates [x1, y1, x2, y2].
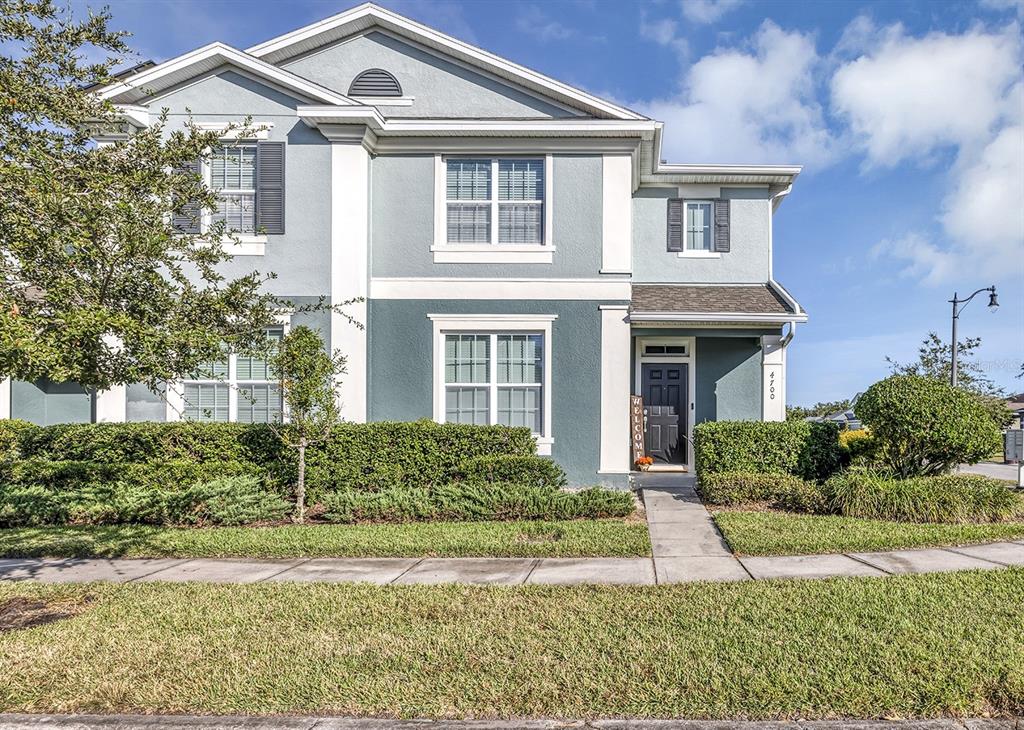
[0, 570, 1022, 718]
[0, 520, 650, 559]
[715, 509, 1024, 556]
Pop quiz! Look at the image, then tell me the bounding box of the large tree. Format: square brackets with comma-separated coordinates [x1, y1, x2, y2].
[887, 331, 1002, 396]
[0, 0, 280, 399]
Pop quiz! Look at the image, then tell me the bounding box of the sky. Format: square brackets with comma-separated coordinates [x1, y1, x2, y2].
[74, 0, 1024, 406]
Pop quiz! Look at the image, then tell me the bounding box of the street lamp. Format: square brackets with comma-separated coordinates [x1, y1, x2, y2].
[949, 285, 999, 388]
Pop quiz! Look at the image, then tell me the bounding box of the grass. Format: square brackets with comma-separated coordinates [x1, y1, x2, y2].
[0, 519, 651, 559]
[715, 509, 1024, 556]
[0, 570, 1022, 718]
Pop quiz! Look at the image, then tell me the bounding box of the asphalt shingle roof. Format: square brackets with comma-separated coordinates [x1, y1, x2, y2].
[630, 284, 796, 315]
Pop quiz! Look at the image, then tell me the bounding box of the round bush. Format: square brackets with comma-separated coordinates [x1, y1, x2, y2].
[854, 375, 1001, 477]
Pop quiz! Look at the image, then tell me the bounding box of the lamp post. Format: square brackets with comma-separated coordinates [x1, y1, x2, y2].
[949, 286, 999, 387]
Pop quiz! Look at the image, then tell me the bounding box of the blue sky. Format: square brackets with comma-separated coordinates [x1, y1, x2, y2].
[81, 0, 1024, 405]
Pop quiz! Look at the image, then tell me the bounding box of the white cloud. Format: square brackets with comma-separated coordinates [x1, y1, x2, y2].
[680, 0, 744, 24]
[869, 233, 960, 286]
[517, 5, 575, 42]
[637, 21, 837, 166]
[639, 13, 689, 57]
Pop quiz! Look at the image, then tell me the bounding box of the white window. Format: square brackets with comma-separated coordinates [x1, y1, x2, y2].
[208, 143, 257, 235]
[179, 326, 284, 423]
[433, 155, 554, 263]
[430, 315, 555, 454]
[684, 201, 713, 252]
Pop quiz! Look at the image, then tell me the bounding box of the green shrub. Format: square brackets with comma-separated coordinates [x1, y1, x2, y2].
[697, 471, 822, 512]
[176, 476, 292, 526]
[854, 375, 1002, 477]
[0, 419, 38, 461]
[693, 420, 843, 481]
[321, 483, 634, 524]
[455, 454, 567, 490]
[839, 429, 877, 466]
[821, 470, 1021, 523]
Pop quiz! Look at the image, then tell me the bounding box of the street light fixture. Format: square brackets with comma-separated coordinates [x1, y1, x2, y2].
[949, 285, 998, 388]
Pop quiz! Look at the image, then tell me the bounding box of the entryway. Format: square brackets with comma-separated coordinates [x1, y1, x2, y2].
[640, 362, 688, 467]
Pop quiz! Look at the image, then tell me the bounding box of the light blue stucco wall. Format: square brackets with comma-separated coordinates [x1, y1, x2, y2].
[368, 298, 628, 487]
[283, 31, 581, 119]
[11, 380, 91, 425]
[632, 187, 771, 283]
[371, 154, 608, 279]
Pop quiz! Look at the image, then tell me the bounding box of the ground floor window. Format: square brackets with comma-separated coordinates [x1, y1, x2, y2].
[181, 326, 284, 423]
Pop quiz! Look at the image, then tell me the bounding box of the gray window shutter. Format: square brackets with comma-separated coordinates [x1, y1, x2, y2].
[172, 159, 202, 235]
[714, 198, 730, 253]
[667, 198, 683, 252]
[256, 141, 285, 235]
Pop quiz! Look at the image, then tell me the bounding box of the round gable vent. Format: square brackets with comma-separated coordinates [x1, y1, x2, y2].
[349, 68, 402, 97]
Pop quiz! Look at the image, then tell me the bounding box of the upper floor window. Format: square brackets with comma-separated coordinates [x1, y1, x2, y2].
[445, 158, 546, 246]
[685, 200, 713, 252]
[667, 197, 730, 257]
[209, 143, 257, 235]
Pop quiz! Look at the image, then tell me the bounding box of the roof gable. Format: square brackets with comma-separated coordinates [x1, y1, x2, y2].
[245, 3, 645, 121]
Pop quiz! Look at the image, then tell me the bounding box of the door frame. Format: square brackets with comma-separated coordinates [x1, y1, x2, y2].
[634, 336, 696, 468]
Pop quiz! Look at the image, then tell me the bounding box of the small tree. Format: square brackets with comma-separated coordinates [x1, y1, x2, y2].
[854, 375, 1001, 478]
[887, 331, 1001, 396]
[270, 327, 345, 523]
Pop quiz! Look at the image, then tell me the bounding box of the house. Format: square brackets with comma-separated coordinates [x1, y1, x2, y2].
[0, 3, 807, 486]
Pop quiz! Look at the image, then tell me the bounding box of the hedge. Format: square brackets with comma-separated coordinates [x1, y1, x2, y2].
[697, 471, 824, 513]
[0, 419, 38, 461]
[454, 454, 568, 490]
[693, 420, 843, 481]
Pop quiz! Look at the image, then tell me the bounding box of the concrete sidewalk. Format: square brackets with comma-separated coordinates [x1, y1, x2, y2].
[0, 714, 1018, 729]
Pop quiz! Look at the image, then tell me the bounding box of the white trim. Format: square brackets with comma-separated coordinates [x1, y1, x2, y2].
[221, 237, 267, 256]
[769, 279, 803, 315]
[94, 385, 127, 423]
[331, 141, 370, 422]
[430, 245, 554, 264]
[629, 312, 808, 324]
[371, 277, 631, 300]
[245, 3, 646, 120]
[601, 154, 632, 275]
[634, 335, 696, 468]
[429, 315, 556, 454]
[599, 306, 631, 474]
[350, 95, 415, 106]
[0, 378, 10, 420]
[677, 251, 721, 259]
[96, 42, 354, 106]
[761, 335, 786, 422]
[195, 122, 275, 140]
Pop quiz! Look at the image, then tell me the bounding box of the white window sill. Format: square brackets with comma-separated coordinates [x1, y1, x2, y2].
[535, 436, 554, 456]
[431, 244, 554, 264]
[221, 235, 268, 256]
[677, 250, 721, 259]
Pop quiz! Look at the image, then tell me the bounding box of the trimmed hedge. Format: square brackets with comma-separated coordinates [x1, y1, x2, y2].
[693, 420, 843, 481]
[454, 455, 567, 490]
[0, 419, 38, 461]
[821, 470, 1021, 524]
[321, 483, 634, 524]
[697, 471, 824, 513]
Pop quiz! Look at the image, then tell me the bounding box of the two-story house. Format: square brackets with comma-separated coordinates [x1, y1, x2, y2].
[0, 3, 806, 487]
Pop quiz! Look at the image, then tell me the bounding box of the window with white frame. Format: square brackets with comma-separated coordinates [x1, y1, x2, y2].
[182, 326, 283, 423]
[684, 201, 713, 252]
[209, 143, 257, 234]
[444, 332, 545, 434]
[446, 158, 545, 245]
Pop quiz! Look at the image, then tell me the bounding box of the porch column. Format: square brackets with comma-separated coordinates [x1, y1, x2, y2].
[328, 126, 371, 422]
[93, 385, 127, 423]
[0, 378, 10, 419]
[761, 335, 786, 421]
[599, 305, 631, 473]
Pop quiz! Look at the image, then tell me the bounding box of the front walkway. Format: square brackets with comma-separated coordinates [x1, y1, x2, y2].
[1, 473, 1022, 585]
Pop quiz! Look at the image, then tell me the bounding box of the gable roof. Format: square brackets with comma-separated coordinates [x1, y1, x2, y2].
[244, 3, 646, 121]
[96, 42, 356, 106]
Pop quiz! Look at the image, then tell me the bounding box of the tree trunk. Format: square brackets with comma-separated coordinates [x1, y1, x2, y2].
[296, 439, 307, 524]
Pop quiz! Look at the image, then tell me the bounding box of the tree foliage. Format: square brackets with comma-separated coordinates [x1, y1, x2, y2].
[270, 326, 346, 522]
[0, 0, 281, 393]
[854, 375, 1001, 478]
[785, 399, 852, 421]
[887, 331, 1001, 396]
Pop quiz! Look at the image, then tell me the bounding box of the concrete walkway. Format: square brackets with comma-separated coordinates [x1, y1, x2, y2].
[0, 714, 1017, 729]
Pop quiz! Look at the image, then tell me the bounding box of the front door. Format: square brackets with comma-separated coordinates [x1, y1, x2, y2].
[641, 363, 688, 464]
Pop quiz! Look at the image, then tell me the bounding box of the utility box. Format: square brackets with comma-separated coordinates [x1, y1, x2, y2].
[1006, 429, 1023, 464]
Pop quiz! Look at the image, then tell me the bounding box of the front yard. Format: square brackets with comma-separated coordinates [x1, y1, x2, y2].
[0, 569, 1021, 718]
[0, 519, 650, 559]
[714, 510, 1024, 556]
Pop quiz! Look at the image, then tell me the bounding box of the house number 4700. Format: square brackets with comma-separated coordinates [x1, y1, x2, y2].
[768, 370, 776, 400]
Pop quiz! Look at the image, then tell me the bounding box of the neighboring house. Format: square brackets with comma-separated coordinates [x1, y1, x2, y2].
[0, 3, 807, 486]
[806, 410, 862, 431]
[1006, 393, 1024, 430]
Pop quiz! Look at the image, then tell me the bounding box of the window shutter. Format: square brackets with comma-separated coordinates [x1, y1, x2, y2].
[172, 159, 202, 235]
[714, 198, 730, 253]
[256, 141, 285, 234]
[667, 198, 683, 252]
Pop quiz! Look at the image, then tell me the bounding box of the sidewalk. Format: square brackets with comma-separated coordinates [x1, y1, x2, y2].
[0, 713, 1017, 729]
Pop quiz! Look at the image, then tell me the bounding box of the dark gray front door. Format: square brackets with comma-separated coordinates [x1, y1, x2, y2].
[642, 363, 688, 464]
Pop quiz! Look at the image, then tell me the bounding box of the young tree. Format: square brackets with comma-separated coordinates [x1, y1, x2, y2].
[0, 1, 280, 401]
[271, 326, 346, 523]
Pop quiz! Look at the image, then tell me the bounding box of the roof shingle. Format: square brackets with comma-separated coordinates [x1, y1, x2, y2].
[631, 284, 796, 315]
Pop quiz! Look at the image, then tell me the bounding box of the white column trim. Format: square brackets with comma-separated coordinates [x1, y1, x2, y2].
[761, 335, 786, 421]
[600, 153, 633, 274]
[331, 141, 370, 422]
[598, 305, 631, 474]
[93, 385, 127, 423]
[0, 378, 10, 420]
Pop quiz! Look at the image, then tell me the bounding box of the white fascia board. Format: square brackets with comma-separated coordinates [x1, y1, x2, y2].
[372, 277, 631, 301]
[245, 3, 647, 121]
[97, 43, 355, 106]
[629, 312, 809, 324]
